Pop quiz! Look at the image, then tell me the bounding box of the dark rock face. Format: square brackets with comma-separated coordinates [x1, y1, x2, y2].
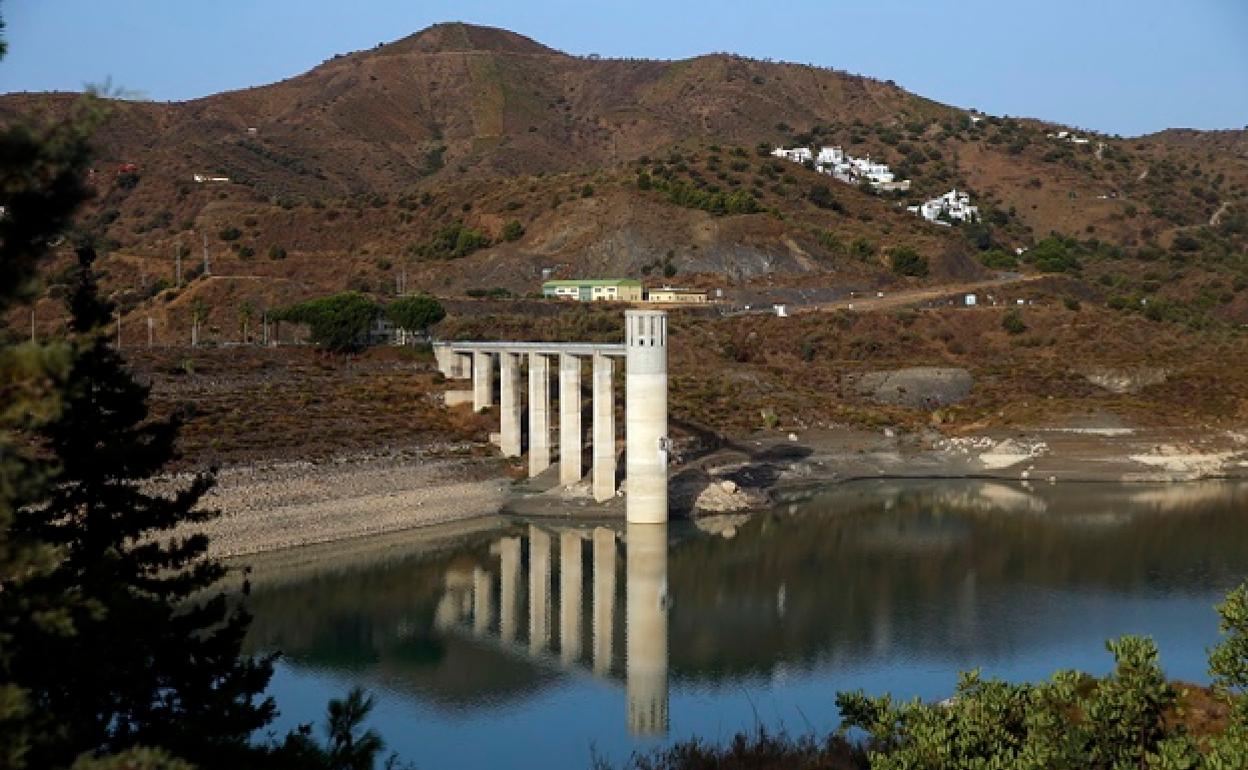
[850, 367, 974, 409]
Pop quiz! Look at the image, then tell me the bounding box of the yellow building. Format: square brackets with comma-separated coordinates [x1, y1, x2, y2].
[646, 287, 708, 304]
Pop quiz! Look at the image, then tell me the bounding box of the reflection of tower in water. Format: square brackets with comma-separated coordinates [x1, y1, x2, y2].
[436, 523, 670, 738]
[625, 523, 669, 736]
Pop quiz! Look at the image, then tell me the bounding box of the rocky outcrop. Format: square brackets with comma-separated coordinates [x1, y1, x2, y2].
[850, 367, 974, 409]
[1083, 367, 1169, 394]
[670, 473, 770, 516]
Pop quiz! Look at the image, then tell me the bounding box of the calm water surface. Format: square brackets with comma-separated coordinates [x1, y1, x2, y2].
[242, 479, 1248, 769]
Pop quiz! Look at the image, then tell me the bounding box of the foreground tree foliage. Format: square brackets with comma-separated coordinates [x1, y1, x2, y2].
[9, 247, 277, 767]
[0, 28, 100, 766]
[5, 254, 395, 769]
[0, 22, 391, 768]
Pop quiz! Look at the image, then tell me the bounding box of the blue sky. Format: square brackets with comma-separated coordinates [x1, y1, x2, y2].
[2, 0, 1245, 137]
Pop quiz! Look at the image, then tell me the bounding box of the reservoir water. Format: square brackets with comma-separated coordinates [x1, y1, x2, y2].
[242, 479, 1248, 768]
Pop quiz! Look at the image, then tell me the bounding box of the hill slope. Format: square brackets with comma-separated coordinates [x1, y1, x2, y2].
[3, 21, 1247, 337]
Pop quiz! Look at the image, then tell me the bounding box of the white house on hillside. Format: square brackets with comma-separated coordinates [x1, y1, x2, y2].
[908, 189, 979, 224]
[774, 144, 910, 191]
[771, 147, 813, 164]
[816, 146, 845, 166]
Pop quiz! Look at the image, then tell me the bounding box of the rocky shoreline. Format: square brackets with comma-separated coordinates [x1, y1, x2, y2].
[177, 449, 511, 558]
[189, 424, 1248, 559]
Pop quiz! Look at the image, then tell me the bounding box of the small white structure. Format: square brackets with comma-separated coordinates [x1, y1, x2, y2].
[774, 304, 788, 317]
[816, 146, 845, 166]
[1048, 129, 1092, 145]
[771, 147, 812, 164]
[965, 294, 977, 307]
[910, 189, 979, 224]
[773, 144, 910, 191]
[193, 173, 231, 184]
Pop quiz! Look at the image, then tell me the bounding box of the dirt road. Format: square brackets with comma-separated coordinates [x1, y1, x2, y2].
[794, 273, 1048, 314]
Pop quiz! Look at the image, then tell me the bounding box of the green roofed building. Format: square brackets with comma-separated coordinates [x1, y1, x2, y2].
[542, 279, 643, 302]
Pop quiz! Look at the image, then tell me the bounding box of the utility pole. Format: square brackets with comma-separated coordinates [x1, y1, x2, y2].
[202, 232, 211, 276]
[30, 308, 35, 344]
[261, 311, 269, 346]
[116, 315, 122, 349]
[147, 316, 154, 348]
[175, 240, 183, 287]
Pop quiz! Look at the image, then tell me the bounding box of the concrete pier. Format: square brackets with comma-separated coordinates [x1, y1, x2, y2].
[624, 310, 668, 524]
[592, 527, 617, 676]
[559, 531, 583, 664]
[593, 353, 616, 502]
[528, 525, 551, 653]
[472, 351, 494, 412]
[499, 536, 521, 644]
[625, 523, 669, 736]
[472, 567, 493, 636]
[559, 354, 583, 486]
[499, 352, 522, 457]
[528, 354, 551, 477]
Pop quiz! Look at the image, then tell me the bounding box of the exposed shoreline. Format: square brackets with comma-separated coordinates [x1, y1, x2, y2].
[181, 450, 511, 559]
[192, 424, 1248, 560]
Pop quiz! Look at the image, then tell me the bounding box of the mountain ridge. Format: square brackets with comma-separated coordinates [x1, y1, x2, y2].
[1, 22, 1245, 340]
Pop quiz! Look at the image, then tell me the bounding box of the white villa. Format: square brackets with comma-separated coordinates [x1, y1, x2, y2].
[816, 146, 844, 166]
[850, 156, 895, 185]
[771, 147, 813, 164]
[1047, 130, 1091, 145]
[773, 144, 910, 191]
[908, 189, 979, 224]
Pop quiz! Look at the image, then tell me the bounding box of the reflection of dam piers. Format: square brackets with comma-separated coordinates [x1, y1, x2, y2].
[435, 523, 670, 736]
[433, 310, 669, 524]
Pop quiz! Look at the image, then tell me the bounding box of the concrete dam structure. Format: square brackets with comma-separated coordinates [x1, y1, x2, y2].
[433, 309, 669, 524]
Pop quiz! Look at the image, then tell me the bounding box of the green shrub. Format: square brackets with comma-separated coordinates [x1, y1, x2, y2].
[980, 249, 1019, 269]
[465, 287, 513, 298]
[838, 636, 1182, 770]
[1026, 236, 1081, 273]
[1172, 233, 1202, 252]
[816, 230, 843, 253]
[501, 220, 525, 242]
[218, 226, 242, 242]
[849, 237, 876, 260]
[807, 184, 844, 212]
[410, 222, 491, 260]
[888, 246, 929, 277]
[115, 171, 140, 190]
[652, 177, 760, 216]
[1002, 309, 1027, 334]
